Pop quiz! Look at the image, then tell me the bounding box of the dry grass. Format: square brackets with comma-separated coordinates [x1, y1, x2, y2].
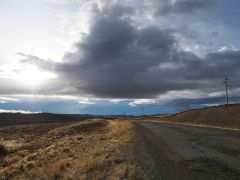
[31, 159, 68, 179]
[146, 104, 240, 130]
[74, 120, 136, 177]
[0, 119, 158, 179]
[75, 154, 106, 173]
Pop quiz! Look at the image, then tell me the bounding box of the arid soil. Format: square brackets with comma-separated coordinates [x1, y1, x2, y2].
[147, 104, 240, 130]
[136, 121, 240, 180]
[1, 117, 240, 179]
[0, 119, 158, 180]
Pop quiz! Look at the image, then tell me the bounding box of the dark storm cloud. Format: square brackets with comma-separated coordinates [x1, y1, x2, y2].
[151, 0, 217, 16]
[20, 3, 240, 99]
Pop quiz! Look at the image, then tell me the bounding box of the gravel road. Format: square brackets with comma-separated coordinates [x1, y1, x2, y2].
[137, 121, 240, 180]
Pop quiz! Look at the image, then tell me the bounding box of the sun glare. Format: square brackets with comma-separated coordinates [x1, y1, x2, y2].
[17, 67, 55, 86]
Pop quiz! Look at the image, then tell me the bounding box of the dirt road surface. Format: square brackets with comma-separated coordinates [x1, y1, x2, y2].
[136, 121, 240, 180]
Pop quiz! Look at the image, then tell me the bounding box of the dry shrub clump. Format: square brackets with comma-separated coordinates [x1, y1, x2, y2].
[75, 154, 106, 173]
[0, 144, 8, 157]
[31, 159, 68, 179]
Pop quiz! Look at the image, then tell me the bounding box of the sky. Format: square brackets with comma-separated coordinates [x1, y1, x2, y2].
[0, 0, 240, 115]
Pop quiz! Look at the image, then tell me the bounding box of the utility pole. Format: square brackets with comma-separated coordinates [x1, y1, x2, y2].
[223, 75, 231, 104]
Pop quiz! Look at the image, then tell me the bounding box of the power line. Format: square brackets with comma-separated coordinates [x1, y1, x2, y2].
[139, 104, 162, 116]
[223, 75, 231, 104]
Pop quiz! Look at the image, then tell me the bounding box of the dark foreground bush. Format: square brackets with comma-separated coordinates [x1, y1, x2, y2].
[0, 144, 8, 156]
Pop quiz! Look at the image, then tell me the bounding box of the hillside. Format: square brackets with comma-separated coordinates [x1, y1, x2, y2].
[0, 113, 96, 126]
[149, 104, 240, 130]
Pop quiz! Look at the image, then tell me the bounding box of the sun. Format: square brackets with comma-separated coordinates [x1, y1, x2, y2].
[19, 70, 43, 85]
[17, 67, 55, 86]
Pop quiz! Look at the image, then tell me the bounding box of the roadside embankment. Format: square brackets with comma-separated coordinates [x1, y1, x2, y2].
[145, 104, 240, 130]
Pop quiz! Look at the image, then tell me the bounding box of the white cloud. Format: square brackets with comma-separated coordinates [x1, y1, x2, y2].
[0, 97, 19, 103]
[78, 100, 96, 105]
[0, 109, 40, 114]
[34, 0, 84, 4]
[129, 90, 209, 106]
[217, 45, 236, 52]
[129, 99, 159, 106]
